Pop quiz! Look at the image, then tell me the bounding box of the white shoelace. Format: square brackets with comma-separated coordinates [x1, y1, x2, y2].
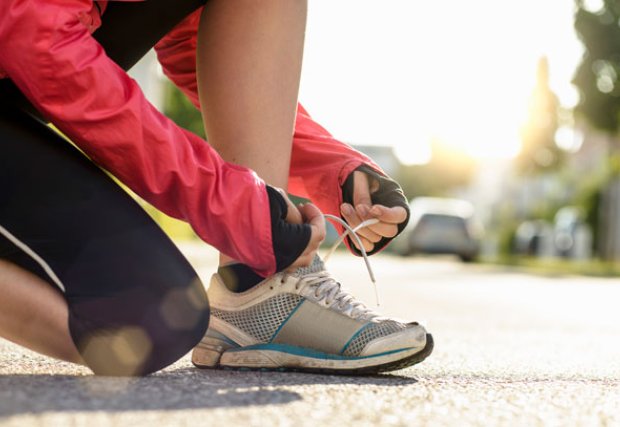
[323, 214, 380, 306]
[288, 214, 382, 320]
[294, 268, 379, 320]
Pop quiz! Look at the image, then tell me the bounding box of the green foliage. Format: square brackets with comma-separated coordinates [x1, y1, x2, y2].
[611, 152, 620, 176]
[163, 81, 206, 139]
[577, 180, 602, 251]
[488, 256, 620, 277]
[497, 218, 520, 257]
[574, 0, 620, 133]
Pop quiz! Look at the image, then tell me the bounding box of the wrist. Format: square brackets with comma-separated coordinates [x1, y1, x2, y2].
[266, 186, 311, 273]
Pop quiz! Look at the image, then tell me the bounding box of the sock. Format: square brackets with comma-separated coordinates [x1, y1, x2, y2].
[218, 263, 264, 293]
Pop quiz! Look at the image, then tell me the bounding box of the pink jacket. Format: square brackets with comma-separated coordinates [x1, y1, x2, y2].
[0, 1, 380, 276]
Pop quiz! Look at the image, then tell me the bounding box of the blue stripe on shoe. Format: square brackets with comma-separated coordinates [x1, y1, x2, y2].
[339, 323, 372, 355]
[205, 329, 240, 348]
[225, 343, 415, 360]
[268, 299, 306, 342]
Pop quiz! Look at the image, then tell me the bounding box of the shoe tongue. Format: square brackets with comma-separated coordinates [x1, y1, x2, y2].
[293, 256, 325, 277]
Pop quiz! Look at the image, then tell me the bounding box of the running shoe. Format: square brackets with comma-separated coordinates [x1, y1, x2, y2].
[192, 256, 433, 374]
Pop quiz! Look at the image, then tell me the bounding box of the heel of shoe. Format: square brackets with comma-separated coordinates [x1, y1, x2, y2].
[192, 333, 236, 368]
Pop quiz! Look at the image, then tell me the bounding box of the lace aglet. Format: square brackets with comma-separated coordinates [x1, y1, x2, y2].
[362, 254, 376, 283]
[363, 255, 380, 306]
[373, 281, 380, 307]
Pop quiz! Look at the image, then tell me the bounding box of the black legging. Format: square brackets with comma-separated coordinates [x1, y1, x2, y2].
[0, 0, 210, 376]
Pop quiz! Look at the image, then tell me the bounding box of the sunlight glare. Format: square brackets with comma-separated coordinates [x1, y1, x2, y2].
[581, 0, 604, 13]
[394, 141, 432, 166]
[555, 126, 584, 153]
[300, 0, 582, 162]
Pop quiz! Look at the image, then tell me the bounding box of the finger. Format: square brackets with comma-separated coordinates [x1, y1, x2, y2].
[273, 187, 303, 225]
[284, 203, 326, 271]
[285, 201, 303, 224]
[368, 205, 408, 225]
[288, 229, 323, 270]
[367, 221, 399, 238]
[355, 203, 371, 220]
[341, 204, 382, 243]
[299, 203, 326, 243]
[309, 220, 326, 246]
[340, 204, 379, 251]
[352, 172, 372, 209]
[298, 203, 323, 227]
[338, 225, 374, 252]
[273, 187, 303, 224]
[353, 235, 375, 252]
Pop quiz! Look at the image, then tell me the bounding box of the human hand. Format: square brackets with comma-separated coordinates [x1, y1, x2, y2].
[288, 203, 326, 269]
[339, 171, 408, 252]
[272, 188, 326, 269]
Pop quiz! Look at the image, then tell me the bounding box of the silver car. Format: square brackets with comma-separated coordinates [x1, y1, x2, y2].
[393, 197, 483, 262]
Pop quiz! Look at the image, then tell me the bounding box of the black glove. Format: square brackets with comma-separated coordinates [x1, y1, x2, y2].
[341, 165, 410, 256]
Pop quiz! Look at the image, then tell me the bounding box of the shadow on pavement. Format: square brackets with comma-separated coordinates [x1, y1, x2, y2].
[0, 368, 418, 417]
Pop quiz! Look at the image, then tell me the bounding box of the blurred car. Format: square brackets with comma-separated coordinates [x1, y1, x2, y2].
[514, 219, 554, 257]
[393, 197, 483, 262]
[513, 208, 592, 259]
[553, 206, 589, 258]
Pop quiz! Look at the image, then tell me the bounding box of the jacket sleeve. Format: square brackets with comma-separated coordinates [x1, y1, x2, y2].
[154, 9, 203, 110]
[0, 0, 277, 276]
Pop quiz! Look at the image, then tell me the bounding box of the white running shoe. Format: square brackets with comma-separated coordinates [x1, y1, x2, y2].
[192, 257, 433, 374]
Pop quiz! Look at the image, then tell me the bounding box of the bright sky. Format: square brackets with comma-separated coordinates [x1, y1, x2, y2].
[299, 0, 584, 164]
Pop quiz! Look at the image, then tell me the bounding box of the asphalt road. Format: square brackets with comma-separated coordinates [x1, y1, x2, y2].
[1, 243, 620, 426]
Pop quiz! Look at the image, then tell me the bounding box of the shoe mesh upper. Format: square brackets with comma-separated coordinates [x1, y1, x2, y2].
[294, 256, 325, 277]
[212, 294, 303, 342]
[343, 320, 408, 357]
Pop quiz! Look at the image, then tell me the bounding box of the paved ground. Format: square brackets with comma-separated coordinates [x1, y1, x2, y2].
[2, 243, 620, 426]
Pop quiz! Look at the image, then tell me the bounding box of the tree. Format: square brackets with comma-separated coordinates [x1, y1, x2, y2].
[573, 1, 620, 260]
[574, 0, 620, 133]
[516, 57, 562, 173]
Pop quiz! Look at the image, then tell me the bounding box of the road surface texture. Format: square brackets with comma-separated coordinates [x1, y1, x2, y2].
[1, 243, 619, 426]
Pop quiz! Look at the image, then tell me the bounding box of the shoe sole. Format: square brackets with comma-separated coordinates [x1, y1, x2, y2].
[192, 333, 434, 375]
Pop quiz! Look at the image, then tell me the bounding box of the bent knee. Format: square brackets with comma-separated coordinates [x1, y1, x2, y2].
[69, 277, 210, 376]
